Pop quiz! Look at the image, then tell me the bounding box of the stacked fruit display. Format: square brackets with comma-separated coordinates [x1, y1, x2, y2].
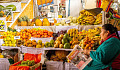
[54, 34, 72, 49]
[17, 60, 35, 66]
[77, 10, 102, 25]
[78, 27, 101, 38]
[16, 39, 24, 47]
[23, 40, 44, 48]
[55, 16, 79, 26]
[16, 28, 53, 42]
[50, 51, 69, 61]
[17, 16, 31, 26]
[79, 36, 101, 50]
[31, 17, 54, 26]
[2, 31, 16, 47]
[53, 30, 67, 40]
[67, 28, 80, 49]
[78, 27, 101, 50]
[0, 20, 5, 31]
[45, 40, 54, 48]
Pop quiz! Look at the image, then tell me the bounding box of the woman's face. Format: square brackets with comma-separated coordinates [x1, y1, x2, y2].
[100, 28, 109, 41]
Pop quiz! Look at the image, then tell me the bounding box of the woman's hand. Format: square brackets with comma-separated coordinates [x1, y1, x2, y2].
[83, 50, 91, 55]
[82, 50, 96, 55]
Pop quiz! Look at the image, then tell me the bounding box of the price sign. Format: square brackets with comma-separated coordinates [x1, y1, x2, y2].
[65, 20, 71, 24]
[14, 36, 20, 39]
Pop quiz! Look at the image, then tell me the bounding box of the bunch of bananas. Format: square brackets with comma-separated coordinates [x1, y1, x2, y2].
[67, 28, 78, 38]
[94, 13, 102, 25]
[77, 10, 102, 25]
[77, 10, 95, 25]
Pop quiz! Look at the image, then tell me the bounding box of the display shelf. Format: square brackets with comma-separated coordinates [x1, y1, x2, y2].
[6, 21, 13, 23]
[1, 46, 21, 50]
[21, 46, 45, 54]
[44, 47, 73, 51]
[0, 30, 5, 31]
[21, 46, 73, 54]
[16, 26, 56, 33]
[12, 11, 21, 13]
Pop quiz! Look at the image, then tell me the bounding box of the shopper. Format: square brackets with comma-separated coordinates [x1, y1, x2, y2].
[83, 24, 120, 70]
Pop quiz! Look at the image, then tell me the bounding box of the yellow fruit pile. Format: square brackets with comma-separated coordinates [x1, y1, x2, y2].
[78, 27, 101, 50]
[2, 31, 17, 47]
[77, 10, 102, 25]
[94, 13, 102, 25]
[24, 40, 44, 48]
[67, 28, 78, 38]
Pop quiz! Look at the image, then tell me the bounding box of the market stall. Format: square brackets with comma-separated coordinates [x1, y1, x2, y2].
[0, 0, 120, 70]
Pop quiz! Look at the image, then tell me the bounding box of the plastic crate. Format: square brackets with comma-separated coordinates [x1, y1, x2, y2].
[45, 61, 63, 70]
[64, 62, 79, 70]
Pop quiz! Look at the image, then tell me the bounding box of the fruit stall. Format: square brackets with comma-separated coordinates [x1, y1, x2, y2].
[0, 0, 120, 70]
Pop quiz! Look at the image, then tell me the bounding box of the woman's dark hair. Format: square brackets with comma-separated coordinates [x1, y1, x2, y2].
[102, 24, 120, 39]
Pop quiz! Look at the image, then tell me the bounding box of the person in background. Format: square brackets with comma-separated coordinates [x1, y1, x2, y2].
[83, 24, 120, 70]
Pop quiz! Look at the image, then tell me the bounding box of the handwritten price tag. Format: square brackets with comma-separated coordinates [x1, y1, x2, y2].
[14, 36, 20, 39]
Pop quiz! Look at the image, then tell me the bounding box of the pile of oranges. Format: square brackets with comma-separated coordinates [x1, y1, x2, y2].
[16, 28, 53, 42]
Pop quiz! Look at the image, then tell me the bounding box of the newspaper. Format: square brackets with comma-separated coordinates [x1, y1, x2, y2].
[67, 45, 92, 70]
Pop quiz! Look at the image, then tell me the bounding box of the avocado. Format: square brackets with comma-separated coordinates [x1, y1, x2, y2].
[68, 37, 72, 42]
[50, 40, 54, 44]
[63, 33, 69, 39]
[64, 43, 70, 49]
[45, 42, 49, 47]
[62, 38, 68, 44]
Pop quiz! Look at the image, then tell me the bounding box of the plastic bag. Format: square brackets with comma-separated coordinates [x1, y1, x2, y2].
[24, 53, 42, 63]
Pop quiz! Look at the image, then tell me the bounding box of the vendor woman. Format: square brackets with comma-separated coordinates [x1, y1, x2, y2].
[83, 24, 120, 70]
